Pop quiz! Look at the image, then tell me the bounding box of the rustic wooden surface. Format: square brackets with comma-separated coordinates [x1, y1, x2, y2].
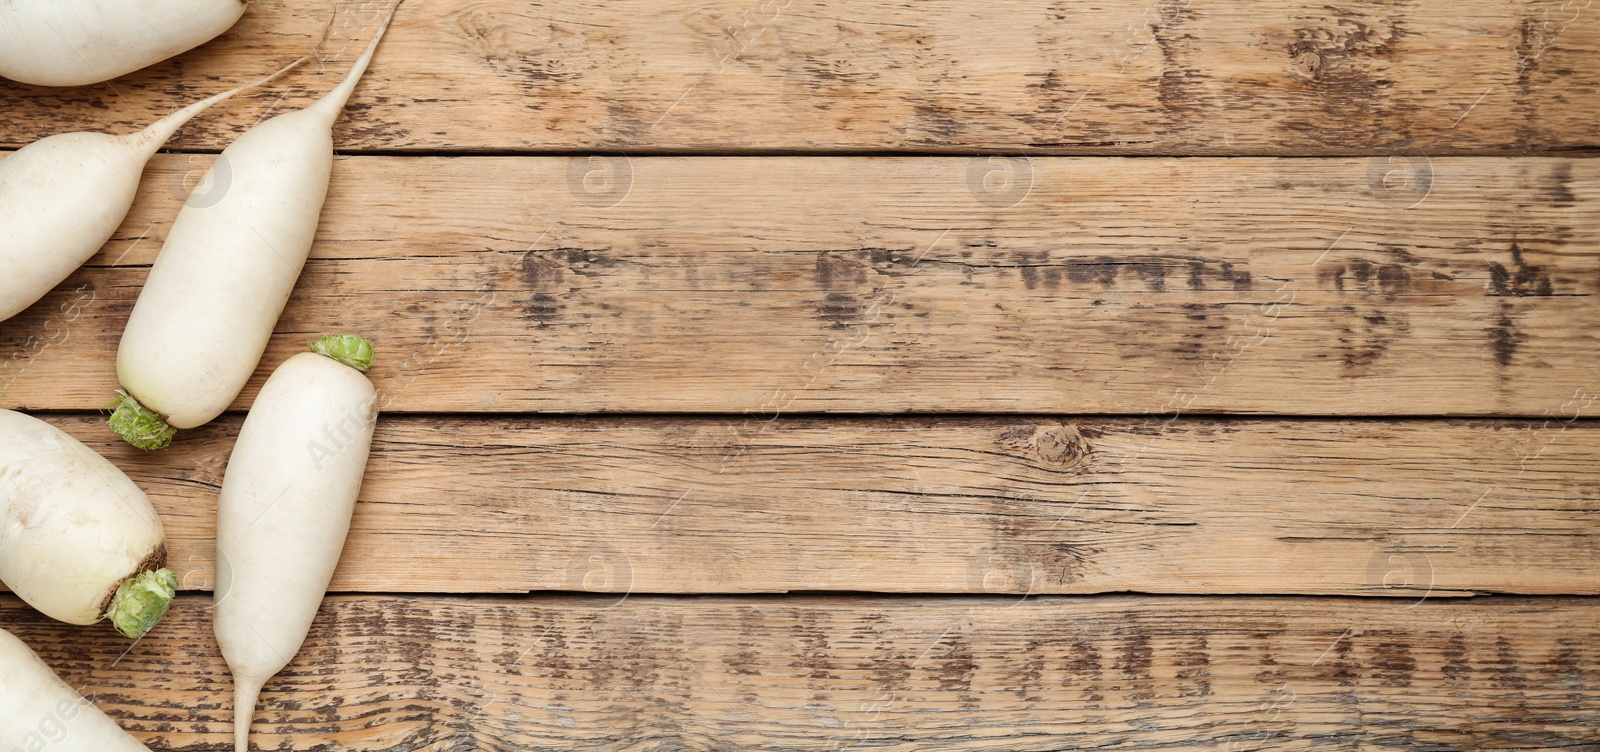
[5, 595, 1599, 751]
[2, 155, 1595, 416]
[0, 0, 1596, 154]
[12, 414, 1593, 597]
[3, 0, 1598, 747]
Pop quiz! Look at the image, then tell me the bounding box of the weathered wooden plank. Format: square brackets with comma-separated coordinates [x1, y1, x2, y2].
[5, 594, 1598, 750]
[2, 156, 1595, 416]
[17, 413, 1595, 596]
[0, 1, 1596, 154]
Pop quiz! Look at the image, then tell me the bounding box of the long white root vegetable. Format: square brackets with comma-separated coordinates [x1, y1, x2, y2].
[112, 5, 401, 450]
[0, 55, 307, 325]
[215, 335, 377, 752]
[0, 409, 175, 639]
[0, 0, 246, 87]
[0, 627, 152, 750]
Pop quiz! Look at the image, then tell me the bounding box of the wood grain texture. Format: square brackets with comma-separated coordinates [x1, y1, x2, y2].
[2, 155, 1595, 416]
[0, 0, 1596, 154]
[5, 594, 1599, 750]
[20, 413, 1596, 596]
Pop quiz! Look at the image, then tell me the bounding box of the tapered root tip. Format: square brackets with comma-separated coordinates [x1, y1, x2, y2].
[235, 679, 264, 752]
[105, 568, 178, 639]
[105, 390, 177, 450]
[309, 334, 376, 372]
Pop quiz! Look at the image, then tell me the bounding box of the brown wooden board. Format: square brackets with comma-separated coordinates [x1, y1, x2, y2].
[1, 1, 1597, 155]
[2, 156, 1595, 416]
[4, 414, 1588, 597]
[3, 1, 1597, 748]
[4, 594, 1598, 750]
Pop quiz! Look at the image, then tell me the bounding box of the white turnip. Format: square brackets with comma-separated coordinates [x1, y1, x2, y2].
[0, 55, 308, 326]
[0, 0, 247, 87]
[0, 409, 175, 639]
[111, 5, 400, 450]
[214, 334, 377, 752]
[0, 627, 152, 750]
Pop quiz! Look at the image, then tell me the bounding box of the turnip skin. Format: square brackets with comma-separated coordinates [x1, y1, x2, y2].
[113, 7, 399, 449]
[0, 55, 309, 325]
[0, 409, 176, 639]
[214, 337, 377, 752]
[0, 0, 246, 87]
[0, 627, 152, 750]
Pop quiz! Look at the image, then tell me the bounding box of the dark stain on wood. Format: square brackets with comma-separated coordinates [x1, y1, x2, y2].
[1487, 244, 1554, 297]
[1549, 162, 1578, 207]
[1012, 637, 1048, 700]
[1171, 301, 1229, 364]
[931, 637, 979, 706]
[1442, 633, 1471, 681]
[518, 249, 613, 327]
[793, 618, 838, 682]
[1324, 258, 1413, 297]
[1335, 304, 1411, 376]
[1489, 302, 1527, 368]
[724, 607, 765, 677]
[1115, 629, 1155, 680]
[1489, 635, 1530, 690]
[1219, 261, 1252, 291]
[1066, 258, 1122, 287]
[1152, 0, 1202, 121]
[866, 620, 914, 694]
[814, 253, 884, 329]
[1316, 252, 1423, 376]
[912, 102, 967, 142]
[1174, 634, 1213, 698]
[1064, 633, 1104, 682]
[1013, 255, 1191, 293]
[1481, 244, 1550, 368]
[817, 293, 866, 330]
[1185, 259, 1252, 291]
[523, 292, 564, 328]
[1369, 633, 1418, 688]
[816, 252, 872, 288]
[1512, 20, 1543, 146]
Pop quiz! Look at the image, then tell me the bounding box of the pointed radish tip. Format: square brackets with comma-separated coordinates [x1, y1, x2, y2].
[310, 0, 403, 118]
[105, 390, 177, 451]
[123, 52, 314, 156]
[309, 334, 376, 372]
[235, 678, 265, 752]
[105, 568, 178, 639]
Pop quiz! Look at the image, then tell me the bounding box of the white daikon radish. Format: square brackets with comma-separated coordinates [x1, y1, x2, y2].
[0, 627, 152, 750]
[0, 0, 246, 87]
[0, 54, 308, 326]
[111, 5, 400, 450]
[215, 335, 377, 752]
[0, 409, 174, 639]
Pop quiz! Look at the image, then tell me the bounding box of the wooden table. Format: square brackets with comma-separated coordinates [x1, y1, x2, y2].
[2, 1, 1597, 748]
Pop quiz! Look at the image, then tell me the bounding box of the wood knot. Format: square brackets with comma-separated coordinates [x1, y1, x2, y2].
[998, 423, 1092, 471]
[1288, 50, 1322, 80]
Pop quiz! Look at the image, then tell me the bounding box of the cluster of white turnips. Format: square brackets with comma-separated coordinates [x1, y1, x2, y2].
[1, 2, 399, 750]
